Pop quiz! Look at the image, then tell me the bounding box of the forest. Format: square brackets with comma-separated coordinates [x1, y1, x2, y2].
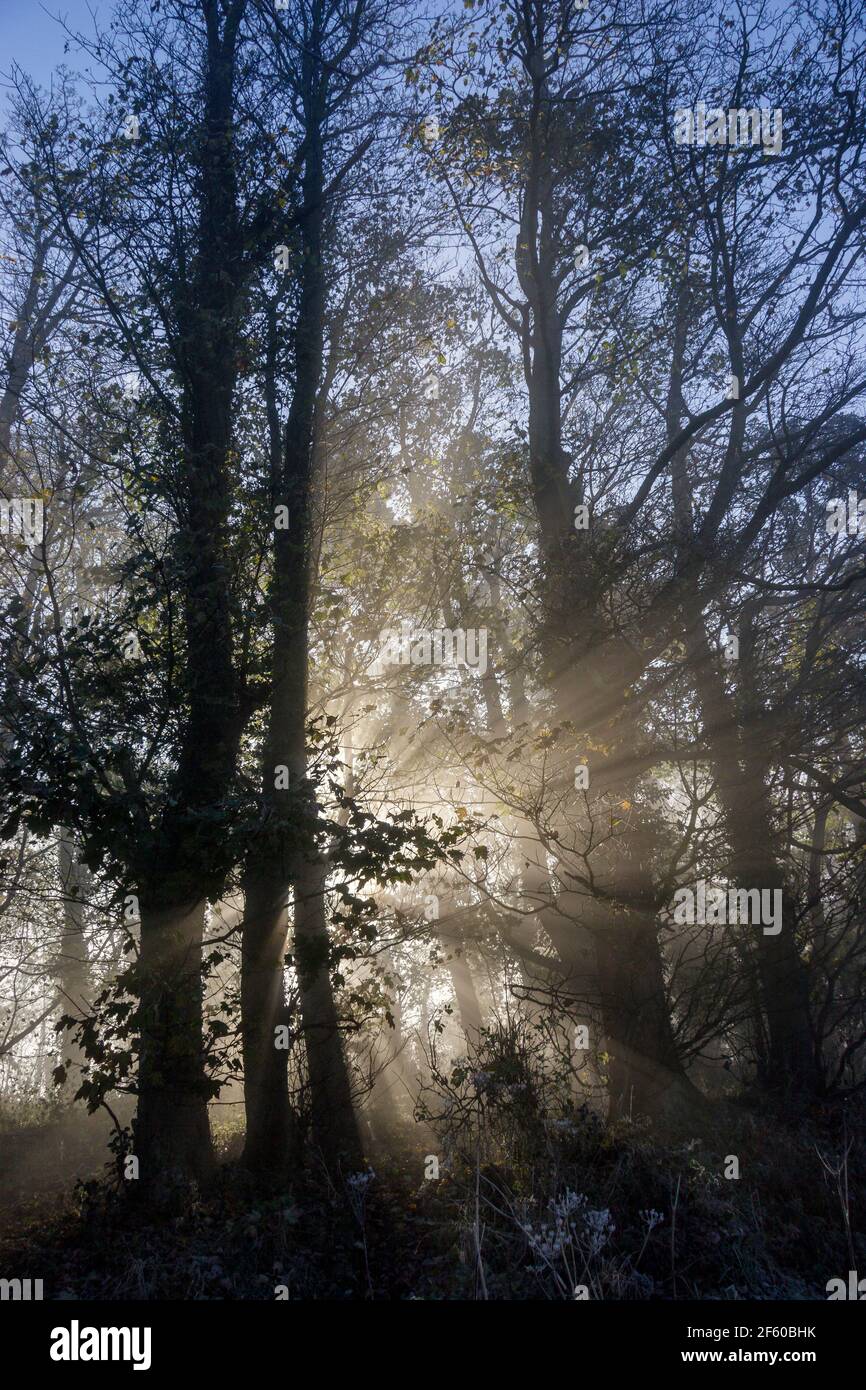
[0, 0, 865, 1314]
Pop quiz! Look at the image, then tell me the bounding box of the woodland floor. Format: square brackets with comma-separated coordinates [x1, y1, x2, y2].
[0, 1097, 862, 1300]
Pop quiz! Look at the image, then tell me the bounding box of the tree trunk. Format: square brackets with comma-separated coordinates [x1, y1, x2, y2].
[130, 1, 249, 1188]
[681, 606, 819, 1095]
[56, 830, 91, 1101]
[240, 293, 299, 1173]
[294, 855, 364, 1170]
[438, 904, 483, 1048]
[666, 256, 818, 1099]
[240, 878, 296, 1173]
[134, 901, 214, 1192]
[593, 914, 691, 1122]
[509, 66, 696, 1124]
[241, 71, 361, 1173]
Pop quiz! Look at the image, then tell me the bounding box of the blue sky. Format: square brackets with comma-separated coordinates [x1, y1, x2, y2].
[1, 0, 108, 92]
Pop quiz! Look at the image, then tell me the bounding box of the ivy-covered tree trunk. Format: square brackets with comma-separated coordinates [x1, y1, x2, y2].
[241, 882, 296, 1173]
[134, 901, 213, 1189]
[133, 0, 249, 1193]
[294, 854, 364, 1170]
